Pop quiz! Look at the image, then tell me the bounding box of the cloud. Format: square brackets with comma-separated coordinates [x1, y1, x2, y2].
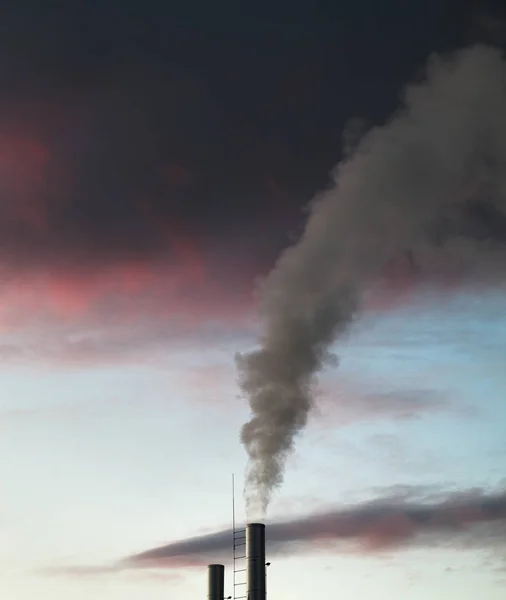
[125, 488, 506, 568]
[0, 320, 249, 368]
[46, 488, 506, 577]
[0, 55, 296, 277]
[472, 9, 506, 46]
[0, 254, 257, 366]
[2, 45, 503, 368]
[0, 5, 503, 284]
[39, 563, 185, 587]
[313, 383, 457, 427]
[42, 564, 122, 577]
[0, 6, 305, 343]
[45, 486, 506, 576]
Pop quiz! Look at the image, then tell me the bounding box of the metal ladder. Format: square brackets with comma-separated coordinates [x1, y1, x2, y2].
[232, 474, 247, 600]
[232, 526, 247, 600]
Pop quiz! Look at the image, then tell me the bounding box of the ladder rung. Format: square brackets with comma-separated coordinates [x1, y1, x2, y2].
[234, 555, 246, 559]
[234, 542, 246, 546]
[235, 596, 247, 599]
[234, 568, 246, 573]
[234, 582, 246, 586]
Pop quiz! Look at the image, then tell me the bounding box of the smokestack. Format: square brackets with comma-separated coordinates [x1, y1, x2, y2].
[246, 523, 266, 600]
[208, 564, 225, 600]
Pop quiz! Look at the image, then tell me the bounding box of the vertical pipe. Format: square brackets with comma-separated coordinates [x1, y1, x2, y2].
[208, 564, 225, 600]
[246, 523, 266, 600]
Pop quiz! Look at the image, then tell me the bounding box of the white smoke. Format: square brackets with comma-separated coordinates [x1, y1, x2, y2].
[237, 44, 506, 518]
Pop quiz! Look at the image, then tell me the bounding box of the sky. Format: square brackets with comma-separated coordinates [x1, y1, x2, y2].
[1, 1, 506, 599]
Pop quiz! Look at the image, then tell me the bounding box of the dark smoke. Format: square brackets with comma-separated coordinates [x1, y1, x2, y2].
[236, 44, 506, 516]
[124, 489, 506, 569]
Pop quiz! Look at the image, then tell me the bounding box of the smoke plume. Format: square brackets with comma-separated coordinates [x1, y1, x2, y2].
[124, 489, 506, 569]
[236, 44, 506, 517]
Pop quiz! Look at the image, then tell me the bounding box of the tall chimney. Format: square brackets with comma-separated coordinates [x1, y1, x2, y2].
[246, 523, 266, 600]
[208, 564, 225, 600]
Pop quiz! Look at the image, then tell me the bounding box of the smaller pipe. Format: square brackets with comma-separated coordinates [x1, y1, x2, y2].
[208, 564, 225, 600]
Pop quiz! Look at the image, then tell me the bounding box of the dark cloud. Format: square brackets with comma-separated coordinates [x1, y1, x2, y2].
[1, 2, 502, 363]
[45, 488, 505, 576]
[0, 1, 502, 275]
[0, 7, 296, 272]
[126, 489, 506, 568]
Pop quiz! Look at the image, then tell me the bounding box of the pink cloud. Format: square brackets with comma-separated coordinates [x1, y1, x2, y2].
[311, 379, 456, 429]
[0, 247, 255, 366]
[0, 130, 52, 235]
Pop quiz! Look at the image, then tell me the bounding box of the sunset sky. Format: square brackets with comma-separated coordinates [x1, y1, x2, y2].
[1, 1, 506, 599]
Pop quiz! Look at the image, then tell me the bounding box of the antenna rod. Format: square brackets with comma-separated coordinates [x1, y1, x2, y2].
[232, 473, 236, 534]
[232, 473, 235, 600]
